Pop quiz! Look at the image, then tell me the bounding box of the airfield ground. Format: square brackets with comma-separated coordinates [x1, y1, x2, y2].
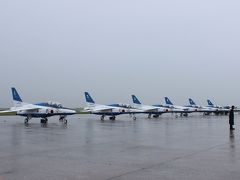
[0, 114, 239, 180]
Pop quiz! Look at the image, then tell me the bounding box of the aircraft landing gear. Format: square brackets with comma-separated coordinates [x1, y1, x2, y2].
[180, 113, 188, 117]
[109, 116, 116, 121]
[101, 115, 105, 121]
[148, 114, 152, 118]
[133, 116, 137, 120]
[24, 116, 31, 124]
[153, 114, 160, 118]
[24, 118, 29, 124]
[59, 115, 68, 124]
[40, 118, 48, 124]
[59, 115, 66, 121]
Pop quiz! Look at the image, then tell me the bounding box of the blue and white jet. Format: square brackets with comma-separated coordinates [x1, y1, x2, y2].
[84, 92, 140, 120]
[0, 88, 76, 124]
[188, 98, 201, 108]
[206, 99, 229, 115]
[131, 95, 169, 118]
[164, 97, 197, 116]
[188, 98, 215, 113]
[188, 98, 229, 115]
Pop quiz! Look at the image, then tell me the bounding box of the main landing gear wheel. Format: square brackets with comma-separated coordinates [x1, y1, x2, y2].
[109, 116, 116, 121]
[40, 118, 48, 124]
[153, 115, 160, 118]
[64, 119, 67, 124]
[101, 115, 105, 121]
[183, 113, 188, 117]
[148, 114, 151, 119]
[59, 116, 66, 122]
[24, 118, 29, 124]
[133, 116, 137, 121]
[204, 112, 210, 116]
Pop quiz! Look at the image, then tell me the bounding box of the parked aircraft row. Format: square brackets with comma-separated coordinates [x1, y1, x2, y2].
[84, 93, 231, 121]
[0, 88, 233, 124]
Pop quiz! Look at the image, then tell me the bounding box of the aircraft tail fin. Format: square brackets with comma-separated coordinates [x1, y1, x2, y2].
[84, 92, 95, 104]
[207, 99, 214, 106]
[11, 87, 24, 107]
[131, 95, 141, 105]
[189, 98, 196, 106]
[165, 97, 173, 105]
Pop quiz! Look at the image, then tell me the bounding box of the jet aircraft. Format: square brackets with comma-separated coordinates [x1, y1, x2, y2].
[187, 98, 229, 115]
[206, 99, 229, 115]
[164, 97, 197, 116]
[131, 95, 170, 118]
[84, 92, 140, 120]
[0, 88, 76, 124]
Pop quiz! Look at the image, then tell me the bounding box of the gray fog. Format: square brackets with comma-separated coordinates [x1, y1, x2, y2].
[0, 0, 240, 108]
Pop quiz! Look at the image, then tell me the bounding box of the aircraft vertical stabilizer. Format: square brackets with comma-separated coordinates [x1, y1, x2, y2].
[189, 98, 196, 106]
[165, 97, 173, 105]
[85, 92, 95, 105]
[11, 87, 24, 107]
[207, 99, 214, 107]
[132, 95, 141, 105]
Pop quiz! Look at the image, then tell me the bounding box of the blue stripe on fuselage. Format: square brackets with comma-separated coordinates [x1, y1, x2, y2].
[153, 104, 163, 107]
[92, 112, 123, 116]
[18, 112, 75, 118]
[107, 104, 121, 107]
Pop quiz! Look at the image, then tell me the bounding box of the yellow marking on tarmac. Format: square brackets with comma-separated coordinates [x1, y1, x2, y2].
[0, 112, 16, 116]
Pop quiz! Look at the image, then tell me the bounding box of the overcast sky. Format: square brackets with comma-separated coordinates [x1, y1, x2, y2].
[0, 0, 240, 107]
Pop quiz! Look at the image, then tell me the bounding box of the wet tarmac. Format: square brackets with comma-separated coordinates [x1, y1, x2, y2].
[0, 114, 239, 180]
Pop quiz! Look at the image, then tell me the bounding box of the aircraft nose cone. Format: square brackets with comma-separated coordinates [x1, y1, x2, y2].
[68, 109, 76, 114]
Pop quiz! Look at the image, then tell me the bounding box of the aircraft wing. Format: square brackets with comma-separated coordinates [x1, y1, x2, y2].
[85, 105, 117, 112]
[198, 108, 229, 113]
[166, 109, 191, 113]
[138, 105, 159, 112]
[0, 104, 41, 113]
[85, 104, 143, 113]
